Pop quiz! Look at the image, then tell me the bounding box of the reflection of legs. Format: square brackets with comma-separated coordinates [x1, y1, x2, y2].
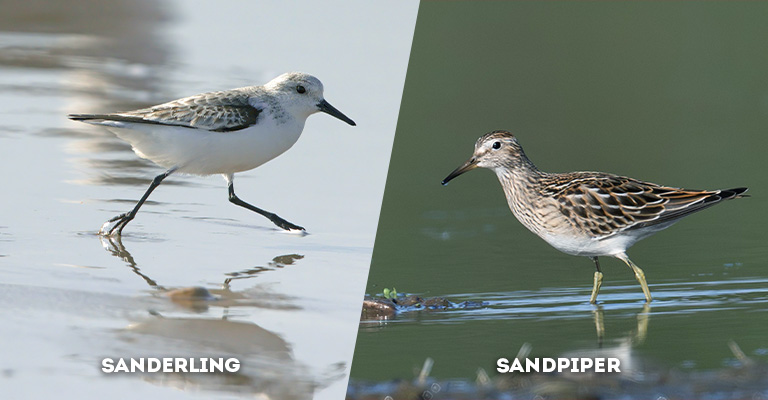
[616, 253, 652, 302]
[592, 305, 605, 347]
[224, 174, 304, 231]
[589, 256, 603, 304]
[635, 303, 651, 344]
[100, 168, 176, 236]
[99, 235, 161, 289]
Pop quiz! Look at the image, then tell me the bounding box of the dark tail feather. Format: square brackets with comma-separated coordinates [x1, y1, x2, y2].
[629, 186, 747, 231]
[68, 113, 149, 125]
[68, 113, 103, 121]
[720, 187, 749, 200]
[697, 187, 747, 209]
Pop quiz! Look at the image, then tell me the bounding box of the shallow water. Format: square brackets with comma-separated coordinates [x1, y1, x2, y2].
[350, 2, 768, 396]
[0, 1, 417, 399]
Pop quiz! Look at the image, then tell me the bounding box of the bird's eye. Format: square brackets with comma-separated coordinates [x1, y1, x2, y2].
[492, 141, 501, 150]
[296, 85, 306, 94]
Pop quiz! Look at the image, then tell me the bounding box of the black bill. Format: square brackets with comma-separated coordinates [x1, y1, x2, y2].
[318, 99, 356, 126]
[441, 157, 478, 185]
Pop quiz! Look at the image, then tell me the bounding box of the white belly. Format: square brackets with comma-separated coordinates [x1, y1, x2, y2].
[539, 232, 636, 257]
[536, 220, 678, 257]
[104, 118, 305, 175]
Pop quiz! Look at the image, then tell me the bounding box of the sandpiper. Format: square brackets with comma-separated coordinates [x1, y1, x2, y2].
[442, 130, 746, 303]
[69, 72, 355, 236]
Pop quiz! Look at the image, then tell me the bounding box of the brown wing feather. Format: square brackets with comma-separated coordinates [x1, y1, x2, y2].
[543, 172, 745, 238]
[630, 186, 747, 230]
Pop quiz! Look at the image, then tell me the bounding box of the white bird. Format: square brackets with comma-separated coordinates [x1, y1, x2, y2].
[69, 72, 355, 236]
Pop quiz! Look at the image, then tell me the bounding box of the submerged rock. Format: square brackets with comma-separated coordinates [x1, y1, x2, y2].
[361, 293, 484, 321]
[361, 297, 397, 319]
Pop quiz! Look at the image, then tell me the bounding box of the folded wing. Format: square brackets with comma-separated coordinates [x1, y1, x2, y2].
[544, 173, 747, 238]
[68, 90, 261, 132]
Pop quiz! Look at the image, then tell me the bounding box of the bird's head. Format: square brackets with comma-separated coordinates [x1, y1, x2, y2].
[442, 130, 523, 185]
[264, 72, 355, 126]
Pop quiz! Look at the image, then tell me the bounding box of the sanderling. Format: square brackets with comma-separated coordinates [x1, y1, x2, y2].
[442, 130, 746, 303]
[69, 72, 355, 236]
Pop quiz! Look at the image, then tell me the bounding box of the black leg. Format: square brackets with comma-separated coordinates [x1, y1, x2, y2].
[228, 181, 304, 231]
[100, 168, 175, 236]
[592, 256, 602, 273]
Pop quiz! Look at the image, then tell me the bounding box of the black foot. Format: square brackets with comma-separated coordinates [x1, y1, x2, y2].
[269, 214, 305, 231]
[99, 212, 134, 236]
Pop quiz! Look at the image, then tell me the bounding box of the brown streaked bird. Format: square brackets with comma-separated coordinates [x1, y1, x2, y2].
[442, 130, 747, 303]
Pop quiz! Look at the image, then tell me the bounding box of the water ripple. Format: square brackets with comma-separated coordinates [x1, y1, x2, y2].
[379, 276, 768, 324]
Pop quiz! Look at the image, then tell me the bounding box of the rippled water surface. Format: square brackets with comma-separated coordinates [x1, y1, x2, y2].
[0, 1, 417, 399]
[350, 3, 768, 398]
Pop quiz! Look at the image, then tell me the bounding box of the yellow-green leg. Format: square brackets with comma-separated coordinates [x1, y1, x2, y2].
[617, 253, 652, 302]
[589, 256, 603, 304]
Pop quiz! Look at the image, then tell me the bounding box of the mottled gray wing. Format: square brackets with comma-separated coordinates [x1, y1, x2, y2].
[543, 173, 742, 238]
[69, 89, 262, 132]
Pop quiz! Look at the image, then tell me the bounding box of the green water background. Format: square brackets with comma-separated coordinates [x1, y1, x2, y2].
[352, 1, 768, 382]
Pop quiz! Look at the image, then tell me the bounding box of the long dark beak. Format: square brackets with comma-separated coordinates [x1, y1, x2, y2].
[441, 157, 478, 185]
[317, 99, 356, 126]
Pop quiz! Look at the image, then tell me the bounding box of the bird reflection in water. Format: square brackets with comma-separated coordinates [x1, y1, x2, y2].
[98, 236, 343, 399]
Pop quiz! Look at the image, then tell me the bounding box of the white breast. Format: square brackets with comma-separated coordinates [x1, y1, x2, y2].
[105, 116, 305, 175]
[538, 232, 635, 257]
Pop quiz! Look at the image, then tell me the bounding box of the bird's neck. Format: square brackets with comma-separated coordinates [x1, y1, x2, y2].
[494, 153, 545, 224]
[497, 151, 543, 182]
